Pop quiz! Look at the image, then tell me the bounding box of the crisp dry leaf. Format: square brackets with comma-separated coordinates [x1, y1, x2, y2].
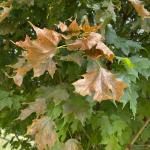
[0, 0, 12, 23]
[19, 98, 46, 120]
[68, 32, 114, 61]
[14, 23, 61, 85]
[68, 32, 102, 50]
[27, 116, 57, 150]
[64, 139, 83, 150]
[128, 0, 150, 19]
[58, 22, 68, 32]
[73, 68, 127, 102]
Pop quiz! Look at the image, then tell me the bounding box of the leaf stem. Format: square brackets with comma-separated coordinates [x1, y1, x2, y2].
[125, 118, 150, 150]
[57, 45, 67, 49]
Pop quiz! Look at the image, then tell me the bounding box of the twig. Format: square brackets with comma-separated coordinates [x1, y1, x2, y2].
[125, 118, 150, 150]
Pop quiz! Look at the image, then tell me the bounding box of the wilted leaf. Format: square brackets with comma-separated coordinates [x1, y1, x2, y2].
[68, 32, 114, 60]
[128, 0, 150, 19]
[73, 68, 127, 102]
[18, 98, 46, 120]
[68, 32, 102, 50]
[27, 116, 57, 150]
[64, 139, 83, 150]
[0, 0, 12, 23]
[14, 23, 61, 85]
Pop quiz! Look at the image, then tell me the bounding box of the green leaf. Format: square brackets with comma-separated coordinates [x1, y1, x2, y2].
[63, 94, 91, 124]
[0, 90, 23, 111]
[106, 26, 143, 55]
[130, 56, 150, 79]
[121, 85, 139, 116]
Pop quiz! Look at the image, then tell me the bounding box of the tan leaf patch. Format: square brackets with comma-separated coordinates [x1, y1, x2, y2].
[18, 98, 46, 120]
[0, 0, 12, 23]
[73, 68, 127, 102]
[27, 116, 57, 150]
[58, 21, 68, 32]
[13, 63, 32, 86]
[128, 0, 150, 19]
[65, 139, 83, 150]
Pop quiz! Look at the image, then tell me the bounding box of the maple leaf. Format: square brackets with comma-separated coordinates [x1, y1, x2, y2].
[18, 98, 46, 120]
[14, 23, 61, 85]
[128, 0, 150, 19]
[73, 68, 127, 102]
[64, 139, 83, 150]
[27, 116, 58, 150]
[0, 0, 12, 23]
[68, 32, 114, 61]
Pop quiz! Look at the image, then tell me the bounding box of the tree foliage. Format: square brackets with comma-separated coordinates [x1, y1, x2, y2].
[0, 0, 150, 150]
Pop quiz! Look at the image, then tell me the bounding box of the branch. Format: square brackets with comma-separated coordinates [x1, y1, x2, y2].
[125, 118, 150, 150]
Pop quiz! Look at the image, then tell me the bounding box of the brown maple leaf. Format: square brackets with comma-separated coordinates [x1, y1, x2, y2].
[27, 116, 58, 150]
[14, 23, 61, 85]
[68, 32, 114, 61]
[73, 68, 127, 102]
[128, 0, 150, 19]
[18, 98, 46, 120]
